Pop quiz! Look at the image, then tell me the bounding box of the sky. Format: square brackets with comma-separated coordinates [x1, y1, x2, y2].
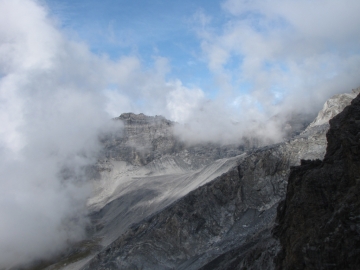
[41, 0, 360, 133]
[44, 0, 220, 89]
[1, 0, 360, 267]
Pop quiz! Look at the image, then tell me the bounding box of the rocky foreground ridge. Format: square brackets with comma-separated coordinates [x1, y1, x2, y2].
[44, 89, 359, 270]
[274, 92, 360, 269]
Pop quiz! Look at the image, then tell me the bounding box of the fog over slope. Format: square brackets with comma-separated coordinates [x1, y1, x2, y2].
[1, 0, 360, 268]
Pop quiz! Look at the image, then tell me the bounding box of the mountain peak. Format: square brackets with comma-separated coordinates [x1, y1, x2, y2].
[116, 112, 172, 125]
[307, 88, 360, 129]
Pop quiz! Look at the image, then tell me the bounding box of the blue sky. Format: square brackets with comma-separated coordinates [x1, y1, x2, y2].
[37, 0, 360, 118]
[44, 0, 224, 95]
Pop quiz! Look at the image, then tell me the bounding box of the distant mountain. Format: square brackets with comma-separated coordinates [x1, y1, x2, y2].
[103, 112, 245, 168]
[43, 89, 358, 270]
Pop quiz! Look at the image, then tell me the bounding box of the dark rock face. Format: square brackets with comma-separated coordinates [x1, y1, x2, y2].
[274, 94, 360, 269]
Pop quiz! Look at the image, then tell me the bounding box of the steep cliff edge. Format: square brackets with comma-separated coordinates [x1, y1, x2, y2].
[274, 93, 360, 269]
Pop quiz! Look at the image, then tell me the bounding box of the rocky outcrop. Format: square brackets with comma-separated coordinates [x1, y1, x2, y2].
[274, 93, 360, 269]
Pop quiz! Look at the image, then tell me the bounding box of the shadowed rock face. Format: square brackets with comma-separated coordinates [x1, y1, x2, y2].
[274, 93, 360, 269]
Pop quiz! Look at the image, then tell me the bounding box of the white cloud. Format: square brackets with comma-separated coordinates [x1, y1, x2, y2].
[168, 0, 360, 145]
[194, 0, 360, 117]
[166, 80, 205, 122]
[0, 0, 122, 266]
[223, 0, 360, 44]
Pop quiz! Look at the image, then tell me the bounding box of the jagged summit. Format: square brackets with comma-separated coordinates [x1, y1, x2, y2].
[116, 112, 173, 125]
[105, 112, 244, 168]
[307, 87, 360, 129]
[105, 112, 178, 166]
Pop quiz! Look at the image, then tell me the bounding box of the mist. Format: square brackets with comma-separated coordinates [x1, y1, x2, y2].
[0, 0, 121, 267]
[1, 0, 360, 267]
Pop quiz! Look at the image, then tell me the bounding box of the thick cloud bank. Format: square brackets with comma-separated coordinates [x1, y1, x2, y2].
[0, 0, 119, 267]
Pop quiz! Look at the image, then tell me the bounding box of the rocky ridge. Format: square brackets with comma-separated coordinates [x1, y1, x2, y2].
[274, 92, 360, 269]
